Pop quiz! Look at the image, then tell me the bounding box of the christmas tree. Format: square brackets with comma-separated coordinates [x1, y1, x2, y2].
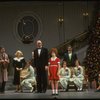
[84, 14, 100, 83]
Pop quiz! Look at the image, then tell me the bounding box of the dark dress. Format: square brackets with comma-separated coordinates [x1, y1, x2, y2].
[13, 57, 26, 85]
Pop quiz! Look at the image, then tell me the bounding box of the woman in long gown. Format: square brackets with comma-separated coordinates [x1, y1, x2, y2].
[13, 50, 26, 92]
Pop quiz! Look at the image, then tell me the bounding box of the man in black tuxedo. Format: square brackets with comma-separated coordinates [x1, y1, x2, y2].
[63, 45, 78, 67]
[34, 40, 48, 93]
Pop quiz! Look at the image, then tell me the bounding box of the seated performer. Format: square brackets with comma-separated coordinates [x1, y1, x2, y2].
[72, 60, 84, 91]
[20, 60, 36, 92]
[95, 74, 100, 92]
[59, 61, 71, 91]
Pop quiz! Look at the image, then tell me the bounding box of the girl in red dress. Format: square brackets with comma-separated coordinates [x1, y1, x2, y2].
[48, 48, 60, 95]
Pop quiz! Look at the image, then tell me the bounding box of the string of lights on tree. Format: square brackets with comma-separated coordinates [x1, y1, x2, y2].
[84, 13, 100, 82]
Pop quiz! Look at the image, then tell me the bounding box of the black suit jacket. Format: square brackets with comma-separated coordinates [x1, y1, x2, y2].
[63, 52, 78, 67]
[34, 47, 48, 69]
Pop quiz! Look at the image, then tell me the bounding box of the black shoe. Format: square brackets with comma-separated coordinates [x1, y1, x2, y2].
[95, 90, 100, 92]
[33, 86, 36, 91]
[42, 90, 46, 93]
[15, 89, 19, 92]
[65, 89, 68, 92]
[0, 91, 5, 94]
[35, 90, 42, 93]
[55, 93, 59, 95]
[52, 93, 55, 95]
[18, 89, 23, 92]
[35, 91, 40, 93]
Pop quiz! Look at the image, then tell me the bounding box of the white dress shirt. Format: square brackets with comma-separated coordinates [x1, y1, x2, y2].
[38, 49, 41, 56]
[68, 53, 72, 60]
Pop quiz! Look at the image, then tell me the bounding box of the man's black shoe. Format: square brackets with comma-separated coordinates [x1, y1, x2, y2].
[65, 88, 68, 92]
[35, 91, 42, 93]
[42, 90, 46, 93]
[33, 86, 36, 92]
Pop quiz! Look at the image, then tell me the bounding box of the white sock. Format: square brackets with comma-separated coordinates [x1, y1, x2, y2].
[56, 89, 58, 94]
[52, 89, 55, 94]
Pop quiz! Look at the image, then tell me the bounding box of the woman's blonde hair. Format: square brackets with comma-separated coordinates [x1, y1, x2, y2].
[15, 50, 23, 57]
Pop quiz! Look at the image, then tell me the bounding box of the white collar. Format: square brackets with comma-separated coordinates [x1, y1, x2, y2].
[77, 65, 81, 68]
[65, 67, 69, 69]
[51, 57, 57, 61]
[75, 66, 81, 69]
[14, 57, 24, 62]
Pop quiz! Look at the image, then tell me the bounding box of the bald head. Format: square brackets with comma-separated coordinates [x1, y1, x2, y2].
[36, 40, 43, 48]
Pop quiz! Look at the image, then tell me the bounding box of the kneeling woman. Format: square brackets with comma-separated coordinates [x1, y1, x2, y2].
[20, 60, 36, 92]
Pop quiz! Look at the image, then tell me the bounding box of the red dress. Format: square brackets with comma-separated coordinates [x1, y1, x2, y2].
[48, 57, 60, 80]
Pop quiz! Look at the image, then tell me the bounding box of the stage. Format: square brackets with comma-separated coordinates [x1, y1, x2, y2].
[0, 89, 100, 99]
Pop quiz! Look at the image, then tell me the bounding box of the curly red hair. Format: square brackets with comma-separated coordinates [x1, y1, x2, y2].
[49, 48, 58, 56]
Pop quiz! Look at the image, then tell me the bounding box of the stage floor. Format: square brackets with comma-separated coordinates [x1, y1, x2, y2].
[0, 89, 100, 99]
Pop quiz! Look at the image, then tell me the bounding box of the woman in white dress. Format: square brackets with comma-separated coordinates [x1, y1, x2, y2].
[72, 60, 84, 91]
[20, 61, 36, 92]
[59, 61, 71, 91]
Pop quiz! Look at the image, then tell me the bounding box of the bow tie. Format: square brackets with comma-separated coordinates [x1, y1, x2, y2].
[38, 48, 42, 49]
